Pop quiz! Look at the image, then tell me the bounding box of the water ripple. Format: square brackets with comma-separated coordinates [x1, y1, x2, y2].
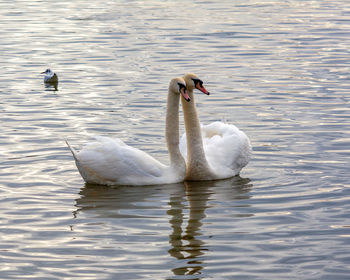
[1, 0, 350, 279]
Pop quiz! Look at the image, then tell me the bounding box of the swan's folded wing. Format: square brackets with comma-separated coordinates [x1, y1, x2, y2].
[76, 137, 165, 183]
[180, 122, 251, 175]
[202, 122, 251, 173]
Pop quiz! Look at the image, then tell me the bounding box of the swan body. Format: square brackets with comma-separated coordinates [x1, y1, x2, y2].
[180, 73, 252, 181]
[41, 69, 58, 83]
[67, 137, 180, 185]
[180, 121, 251, 179]
[67, 77, 190, 186]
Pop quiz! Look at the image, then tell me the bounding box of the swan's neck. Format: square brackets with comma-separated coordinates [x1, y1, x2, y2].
[166, 90, 186, 174]
[181, 90, 216, 180]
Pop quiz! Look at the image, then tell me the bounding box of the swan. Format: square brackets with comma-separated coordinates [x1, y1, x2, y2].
[66, 77, 190, 186]
[180, 73, 252, 181]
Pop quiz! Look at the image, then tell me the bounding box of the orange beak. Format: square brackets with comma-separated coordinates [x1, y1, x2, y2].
[196, 84, 210, 95]
[181, 87, 190, 102]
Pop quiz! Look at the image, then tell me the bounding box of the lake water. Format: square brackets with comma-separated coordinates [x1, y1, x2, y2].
[1, 0, 350, 279]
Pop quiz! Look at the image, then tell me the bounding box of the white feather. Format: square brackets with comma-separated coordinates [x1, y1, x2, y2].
[67, 137, 182, 186]
[180, 121, 252, 178]
[66, 77, 187, 186]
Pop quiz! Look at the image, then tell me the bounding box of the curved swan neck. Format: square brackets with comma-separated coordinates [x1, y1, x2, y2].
[181, 90, 215, 180]
[181, 90, 206, 160]
[166, 88, 186, 170]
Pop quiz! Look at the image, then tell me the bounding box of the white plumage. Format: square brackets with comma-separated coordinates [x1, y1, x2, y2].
[67, 74, 251, 185]
[67, 137, 177, 186]
[180, 73, 251, 181]
[67, 77, 189, 186]
[41, 69, 58, 83]
[180, 121, 252, 179]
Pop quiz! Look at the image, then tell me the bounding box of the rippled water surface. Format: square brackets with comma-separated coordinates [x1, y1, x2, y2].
[1, 0, 350, 279]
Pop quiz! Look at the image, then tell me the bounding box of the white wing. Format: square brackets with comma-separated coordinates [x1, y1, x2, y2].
[180, 121, 251, 176]
[68, 136, 166, 185]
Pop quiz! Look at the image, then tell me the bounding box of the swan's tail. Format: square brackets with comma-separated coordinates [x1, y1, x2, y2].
[65, 139, 92, 183]
[65, 139, 79, 162]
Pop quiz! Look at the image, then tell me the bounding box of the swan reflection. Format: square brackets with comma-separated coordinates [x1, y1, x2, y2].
[168, 176, 252, 278]
[73, 176, 252, 279]
[74, 183, 185, 219]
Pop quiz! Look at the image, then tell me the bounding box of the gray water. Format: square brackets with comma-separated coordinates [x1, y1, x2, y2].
[1, 0, 350, 279]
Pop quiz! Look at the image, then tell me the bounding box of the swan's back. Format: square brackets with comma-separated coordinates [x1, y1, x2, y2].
[202, 122, 251, 172]
[180, 121, 251, 178]
[67, 76, 188, 186]
[68, 137, 169, 185]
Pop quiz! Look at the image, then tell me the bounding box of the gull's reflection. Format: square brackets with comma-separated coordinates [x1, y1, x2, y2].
[168, 176, 252, 278]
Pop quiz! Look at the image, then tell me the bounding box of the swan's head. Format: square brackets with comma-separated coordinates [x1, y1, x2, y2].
[170, 77, 190, 102]
[183, 73, 210, 95]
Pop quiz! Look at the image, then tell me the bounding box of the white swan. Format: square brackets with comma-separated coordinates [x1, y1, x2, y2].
[179, 73, 252, 181]
[67, 77, 190, 186]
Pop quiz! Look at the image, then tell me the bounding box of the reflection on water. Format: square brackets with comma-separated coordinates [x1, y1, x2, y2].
[74, 183, 185, 219]
[1, 0, 350, 278]
[74, 177, 252, 279]
[168, 178, 252, 278]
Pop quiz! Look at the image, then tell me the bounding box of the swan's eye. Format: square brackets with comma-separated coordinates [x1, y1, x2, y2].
[192, 78, 203, 87]
[177, 82, 186, 91]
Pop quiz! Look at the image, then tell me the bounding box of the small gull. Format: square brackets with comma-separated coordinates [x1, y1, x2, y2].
[41, 68, 58, 83]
